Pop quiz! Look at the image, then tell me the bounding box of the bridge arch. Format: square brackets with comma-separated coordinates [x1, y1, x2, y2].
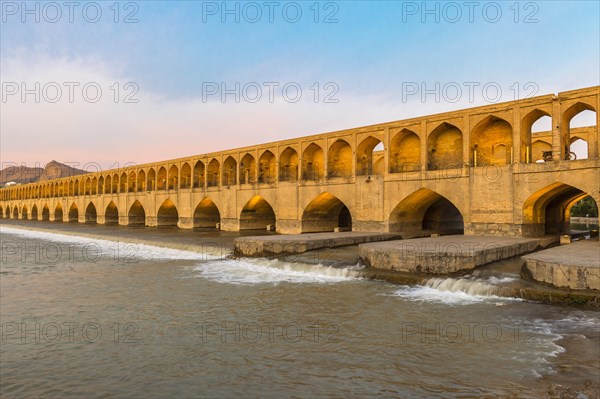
[470, 115, 513, 166]
[0, 205, 4, 218]
[522, 182, 597, 237]
[105, 201, 119, 224]
[42, 204, 50, 221]
[31, 205, 38, 220]
[112, 173, 119, 193]
[147, 168, 156, 191]
[207, 158, 220, 187]
[563, 102, 596, 160]
[328, 139, 353, 178]
[193, 161, 205, 188]
[302, 192, 352, 233]
[128, 171, 136, 192]
[85, 202, 97, 223]
[240, 195, 276, 230]
[137, 170, 146, 192]
[68, 203, 79, 222]
[302, 143, 324, 181]
[390, 128, 421, 173]
[98, 176, 104, 195]
[128, 200, 145, 226]
[157, 167, 167, 190]
[279, 146, 298, 181]
[427, 123, 463, 170]
[21, 205, 28, 219]
[223, 156, 237, 186]
[522, 109, 551, 163]
[240, 153, 256, 184]
[12, 206, 18, 219]
[180, 162, 191, 189]
[193, 198, 221, 228]
[168, 165, 179, 190]
[54, 203, 63, 222]
[92, 177, 98, 195]
[389, 188, 464, 236]
[259, 150, 276, 183]
[157, 199, 179, 226]
[357, 136, 384, 176]
[119, 172, 127, 193]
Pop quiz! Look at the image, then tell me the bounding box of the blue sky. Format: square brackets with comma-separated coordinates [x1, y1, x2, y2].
[1, 0, 599, 168]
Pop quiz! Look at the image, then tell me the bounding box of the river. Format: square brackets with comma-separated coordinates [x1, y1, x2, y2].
[0, 223, 598, 398]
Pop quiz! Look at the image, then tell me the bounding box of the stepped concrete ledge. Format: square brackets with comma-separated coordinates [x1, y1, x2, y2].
[359, 236, 541, 275]
[522, 239, 600, 291]
[234, 232, 402, 257]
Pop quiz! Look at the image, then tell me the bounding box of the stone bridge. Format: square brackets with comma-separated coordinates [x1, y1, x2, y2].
[2, 86, 599, 238]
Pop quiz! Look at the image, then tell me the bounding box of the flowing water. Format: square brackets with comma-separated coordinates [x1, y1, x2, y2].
[0, 224, 599, 398]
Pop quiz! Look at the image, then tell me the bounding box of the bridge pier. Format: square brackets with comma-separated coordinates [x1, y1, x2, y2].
[146, 216, 157, 227]
[97, 215, 106, 224]
[276, 219, 302, 235]
[177, 217, 194, 229]
[221, 218, 239, 231]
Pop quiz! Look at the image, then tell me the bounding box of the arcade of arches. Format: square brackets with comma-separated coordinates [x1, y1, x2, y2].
[1, 87, 599, 237]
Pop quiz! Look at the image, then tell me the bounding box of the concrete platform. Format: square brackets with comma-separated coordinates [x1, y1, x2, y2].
[234, 232, 402, 257]
[522, 239, 600, 291]
[359, 236, 541, 275]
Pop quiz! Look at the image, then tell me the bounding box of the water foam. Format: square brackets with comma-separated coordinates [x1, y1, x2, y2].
[0, 225, 210, 261]
[394, 276, 519, 305]
[193, 257, 362, 285]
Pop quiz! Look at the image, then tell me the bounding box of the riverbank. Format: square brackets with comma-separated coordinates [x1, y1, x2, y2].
[1, 219, 598, 309]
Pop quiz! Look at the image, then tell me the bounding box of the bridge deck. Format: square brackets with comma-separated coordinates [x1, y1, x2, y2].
[359, 235, 542, 275]
[234, 232, 403, 257]
[522, 238, 600, 290]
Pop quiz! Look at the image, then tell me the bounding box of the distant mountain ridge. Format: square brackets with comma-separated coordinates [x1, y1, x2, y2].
[0, 161, 87, 186]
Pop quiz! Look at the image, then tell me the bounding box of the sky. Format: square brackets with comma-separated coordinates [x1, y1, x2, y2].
[1, 0, 599, 170]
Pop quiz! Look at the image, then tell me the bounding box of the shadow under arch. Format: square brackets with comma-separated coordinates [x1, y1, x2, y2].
[68, 203, 79, 222]
[301, 192, 352, 233]
[106, 201, 119, 224]
[85, 202, 97, 223]
[240, 195, 276, 230]
[522, 182, 595, 236]
[128, 200, 146, 226]
[389, 188, 464, 237]
[194, 198, 221, 229]
[54, 203, 64, 222]
[157, 199, 179, 227]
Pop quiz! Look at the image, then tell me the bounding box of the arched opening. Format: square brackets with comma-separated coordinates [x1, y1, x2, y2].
[328, 139, 353, 178]
[522, 182, 598, 237]
[127, 200, 145, 226]
[84, 178, 91, 195]
[259, 150, 276, 183]
[31, 205, 38, 220]
[21, 205, 28, 219]
[207, 159, 220, 187]
[157, 199, 179, 226]
[193, 198, 221, 229]
[68, 203, 79, 222]
[98, 176, 104, 195]
[54, 203, 63, 222]
[240, 195, 276, 230]
[119, 173, 127, 193]
[279, 147, 299, 182]
[168, 165, 179, 190]
[74, 180, 80, 196]
[522, 110, 551, 163]
[240, 153, 257, 184]
[562, 103, 596, 161]
[427, 123, 463, 170]
[85, 203, 97, 223]
[137, 170, 146, 192]
[104, 175, 111, 194]
[180, 163, 191, 189]
[302, 143, 324, 181]
[471, 116, 513, 166]
[147, 168, 156, 191]
[301, 192, 352, 233]
[0, 205, 4, 218]
[128, 171, 136, 192]
[357, 136, 384, 176]
[105, 201, 119, 224]
[389, 188, 464, 237]
[223, 156, 237, 186]
[42, 204, 50, 221]
[12, 206, 18, 219]
[157, 167, 167, 190]
[91, 178, 97, 195]
[389, 128, 421, 173]
[193, 161, 205, 188]
[112, 174, 119, 193]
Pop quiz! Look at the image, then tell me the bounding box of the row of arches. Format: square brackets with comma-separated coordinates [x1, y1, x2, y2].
[3, 101, 596, 202]
[3, 183, 595, 237]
